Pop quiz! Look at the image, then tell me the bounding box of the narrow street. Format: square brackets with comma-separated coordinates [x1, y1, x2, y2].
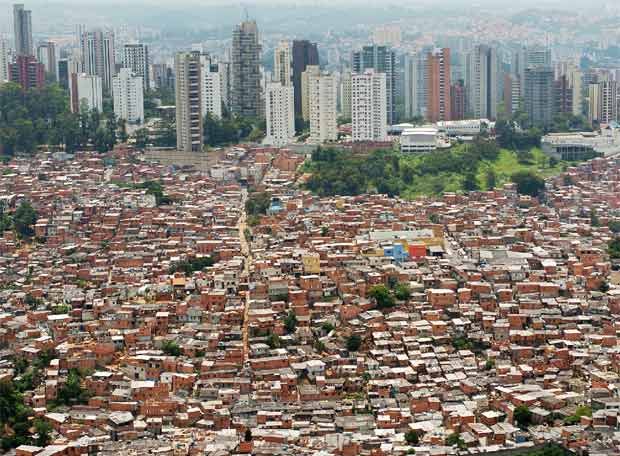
[238, 188, 252, 362]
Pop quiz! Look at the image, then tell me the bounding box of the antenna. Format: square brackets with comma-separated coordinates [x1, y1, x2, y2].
[242, 4, 249, 21]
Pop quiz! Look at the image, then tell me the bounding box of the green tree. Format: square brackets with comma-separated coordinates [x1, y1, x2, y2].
[609, 221, 620, 234]
[266, 332, 282, 349]
[245, 192, 271, 216]
[462, 172, 479, 192]
[405, 430, 420, 445]
[161, 340, 182, 356]
[445, 433, 466, 449]
[55, 369, 90, 406]
[13, 201, 37, 238]
[284, 311, 298, 334]
[485, 168, 497, 190]
[511, 170, 545, 197]
[609, 238, 620, 259]
[134, 127, 149, 149]
[394, 283, 411, 301]
[33, 419, 52, 446]
[346, 334, 362, 352]
[514, 405, 533, 428]
[368, 284, 395, 309]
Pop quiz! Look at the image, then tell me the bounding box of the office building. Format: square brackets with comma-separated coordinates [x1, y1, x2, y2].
[274, 41, 292, 86]
[352, 45, 397, 125]
[175, 51, 203, 152]
[292, 40, 319, 118]
[512, 45, 551, 97]
[264, 82, 295, 146]
[524, 66, 554, 127]
[403, 52, 428, 119]
[0, 39, 9, 82]
[427, 48, 451, 123]
[13, 4, 33, 56]
[153, 63, 174, 90]
[308, 72, 338, 143]
[70, 73, 102, 113]
[466, 44, 499, 119]
[352, 69, 387, 142]
[37, 41, 57, 80]
[231, 20, 262, 118]
[9, 54, 44, 90]
[80, 30, 116, 93]
[122, 44, 150, 91]
[113, 68, 144, 125]
[201, 56, 222, 119]
[450, 80, 465, 121]
[301, 64, 320, 122]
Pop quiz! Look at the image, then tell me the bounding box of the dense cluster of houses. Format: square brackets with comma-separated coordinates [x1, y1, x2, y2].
[2, 147, 620, 455]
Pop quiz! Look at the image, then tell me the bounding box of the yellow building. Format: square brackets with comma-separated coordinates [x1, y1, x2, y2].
[302, 253, 321, 274]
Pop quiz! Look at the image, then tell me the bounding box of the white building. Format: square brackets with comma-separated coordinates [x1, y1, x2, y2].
[301, 65, 320, 122]
[113, 68, 144, 125]
[273, 41, 292, 86]
[400, 127, 440, 153]
[0, 39, 8, 83]
[175, 51, 203, 152]
[340, 70, 352, 119]
[403, 52, 427, 119]
[436, 119, 492, 136]
[265, 82, 295, 146]
[201, 57, 222, 119]
[309, 73, 338, 143]
[70, 73, 103, 113]
[589, 80, 617, 124]
[352, 69, 387, 142]
[466, 44, 499, 120]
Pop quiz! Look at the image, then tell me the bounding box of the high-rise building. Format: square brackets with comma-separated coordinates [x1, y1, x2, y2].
[37, 41, 57, 80]
[217, 60, 232, 112]
[152, 63, 174, 90]
[553, 75, 573, 116]
[0, 39, 9, 82]
[403, 52, 428, 120]
[372, 25, 402, 47]
[231, 20, 262, 119]
[264, 82, 295, 146]
[57, 58, 69, 90]
[512, 45, 551, 98]
[503, 73, 521, 114]
[113, 68, 144, 125]
[201, 55, 222, 119]
[308, 72, 338, 143]
[301, 65, 320, 122]
[292, 40, 319, 118]
[427, 48, 451, 123]
[588, 80, 617, 124]
[274, 41, 292, 86]
[555, 62, 583, 117]
[352, 69, 387, 142]
[13, 4, 33, 56]
[80, 30, 116, 93]
[123, 44, 150, 91]
[175, 51, 203, 152]
[466, 44, 499, 119]
[524, 66, 554, 127]
[340, 70, 352, 119]
[450, 80, 465, 121]
[352, 45, 397, 125]
[70, 73, 102, 113]
[9, 55, 44, 90]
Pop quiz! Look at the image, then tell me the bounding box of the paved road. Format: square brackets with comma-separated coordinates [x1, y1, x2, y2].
[238, 188, 252, 362]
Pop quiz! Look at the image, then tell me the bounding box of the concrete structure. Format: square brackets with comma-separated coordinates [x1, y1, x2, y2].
[503, 73, 521, 114]
[70, 73, 102, 113]
[301, 65, 320, 122]
[122, 44, 150, 91]
[352, 69, 387, 142]
[512, 45, 551, 97]
[175, 51, 203, 152]
[554, 74, 573, 116]
[264, 82, 295, 147]
[436, 119, 491, 136]
[292, 40, 319, 119]
[400, 127, 441, 153]
[201, 57, 222, 120]
[308, 72, 338, 143]
[231, 20, 262, 119]
[340, 70, 352, 119]
[0, 39, 9, 82]
[450, 80, 465, 121]
[403, 52, 427, 120]
[466, 44, 498, 120]
[352, 45, 397, 125]
[556, 62, 582, 116]
[9, 54, 44, 90]
[113, 68, 144, 125]
[80, 30, 116, 93]
[37, 41, 56, 80]
[274, 41, 292, 87]
[524, 66, 554, 128]
[588, 80, 617, 125]
[427, 48, 451, 123]
[13, 4, 33, 56]
[541, 130, 620, 160]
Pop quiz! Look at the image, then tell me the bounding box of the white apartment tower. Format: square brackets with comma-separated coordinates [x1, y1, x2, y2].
[122, 44, 150, 91]
[113, 68, 144, 125]
[340, 70, 352, 119]
[265, 82, 295, 146]
[352, 69, 387, 142]
[201, 56, 222, 119]
[0, 39, 8, 82]
[80, 30, 116, 93]
[70, 73, 102, 113]
[466, 44, 499, 119]
[404, 52, 428, 119]
[309, 73, 338, 143]
[301, 64, 320, 122]
[175, 51, 203, 152]
[274, 41, 292, 86]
